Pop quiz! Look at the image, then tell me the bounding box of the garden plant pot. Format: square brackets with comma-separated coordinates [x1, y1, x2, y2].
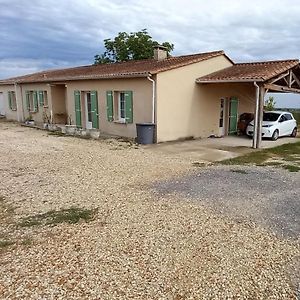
[65, 125, 77, 135]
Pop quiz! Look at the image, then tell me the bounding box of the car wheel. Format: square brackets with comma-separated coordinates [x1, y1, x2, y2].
[271, 130, 279, 141]
[291, 127, 297, 137]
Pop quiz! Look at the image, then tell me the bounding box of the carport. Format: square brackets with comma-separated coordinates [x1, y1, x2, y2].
[197, 59, 300, 148]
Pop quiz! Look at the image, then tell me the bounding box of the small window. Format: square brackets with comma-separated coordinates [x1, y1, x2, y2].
[113, 91, 126, 122]
[119, 92, 126, 121]
[8, 91, 17, 111]
[26, 91, 38, 112]
[106, 90, 133, 123]
[279, 115, 287, 122]
[29, 92, 34, 111]
[44, 92, 48, 107]
[38, 91, 48, 107]
[86, 92, 92, 123]
[284, 113, 292, 120]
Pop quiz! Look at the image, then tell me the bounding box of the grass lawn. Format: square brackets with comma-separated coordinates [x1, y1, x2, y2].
[220, 141, 300, 172]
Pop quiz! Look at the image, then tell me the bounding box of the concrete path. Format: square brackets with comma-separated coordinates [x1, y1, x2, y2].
[146, 136, 299, 162]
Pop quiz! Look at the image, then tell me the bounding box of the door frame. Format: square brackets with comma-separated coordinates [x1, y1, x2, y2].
[219, 98, 226, 136]
[85, 92, 93, 129]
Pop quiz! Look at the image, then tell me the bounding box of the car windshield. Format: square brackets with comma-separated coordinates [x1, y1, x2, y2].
[263, 112, 280, 122]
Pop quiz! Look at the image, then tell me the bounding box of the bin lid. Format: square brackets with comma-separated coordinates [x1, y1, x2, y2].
[136, 123, 155, 126]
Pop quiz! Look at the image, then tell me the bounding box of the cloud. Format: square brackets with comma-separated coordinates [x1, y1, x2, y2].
[1, 0, 300, 67]
[0, 58, 85, 79]
[0, 0, 299, 106]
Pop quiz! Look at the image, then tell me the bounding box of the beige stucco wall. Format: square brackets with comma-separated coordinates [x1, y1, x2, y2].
[156, 55, 256, 142]
[21, 83, 51, 125]
[0, 84, 19, 121]
[200, 82, 256, 136]
[65, 78, 153, 138]
[0, 55, 256, 142]
[50, 85, 67, 124]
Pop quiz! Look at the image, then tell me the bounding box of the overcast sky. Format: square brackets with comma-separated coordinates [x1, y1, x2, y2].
[1, 0, 300, 107]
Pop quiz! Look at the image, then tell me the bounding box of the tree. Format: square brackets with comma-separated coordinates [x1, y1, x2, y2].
[264, 96, 276, 111]
[94, 29, 174, 64]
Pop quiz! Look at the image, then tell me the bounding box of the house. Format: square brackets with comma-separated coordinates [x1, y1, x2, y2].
[0, 46, 299, 147]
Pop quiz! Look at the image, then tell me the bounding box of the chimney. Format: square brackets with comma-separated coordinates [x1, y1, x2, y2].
[154, 45, 168, 60]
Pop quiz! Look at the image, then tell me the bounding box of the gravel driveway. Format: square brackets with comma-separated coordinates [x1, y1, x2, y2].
[0, 122, 299, 299]
[154, 166, 300, 239]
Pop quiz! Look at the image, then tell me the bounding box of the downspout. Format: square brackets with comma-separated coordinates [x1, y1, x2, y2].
[253, 82, 260, 148]
[147, 74, 155, 124]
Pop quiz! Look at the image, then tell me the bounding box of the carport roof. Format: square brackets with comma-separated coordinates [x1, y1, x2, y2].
[196, 59, 300, 83]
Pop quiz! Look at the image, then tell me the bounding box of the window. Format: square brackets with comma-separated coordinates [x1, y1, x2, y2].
[86, 92, 92, 123]
[219, 98, 224, 127]
[263, 112, 280, 122]
[118, 92, 126, 121]
[44, 92, 48, 107]
[26, 91, 38, 112]
[38, 91, 48, 107]
[284, 113, 292, 120]
[8, 91, 17, 111]
[279, 115, 287, 122]
[106, 90, 133, 123]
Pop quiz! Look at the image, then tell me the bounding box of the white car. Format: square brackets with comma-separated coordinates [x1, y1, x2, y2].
[246, 111, 298, 140]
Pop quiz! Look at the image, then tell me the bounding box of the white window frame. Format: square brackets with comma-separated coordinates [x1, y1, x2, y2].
[39, 91, 48, 108]
[85, 91, 93, 129]
[113, 91, 126, 123]
[118, 92, 126, 123]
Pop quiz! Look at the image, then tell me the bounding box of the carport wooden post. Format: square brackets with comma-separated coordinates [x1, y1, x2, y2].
[255, 86, 265, 149]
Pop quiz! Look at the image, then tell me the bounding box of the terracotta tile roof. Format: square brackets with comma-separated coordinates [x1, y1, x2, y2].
[0, 50, 225, 84]
[196, 59, 299, 83]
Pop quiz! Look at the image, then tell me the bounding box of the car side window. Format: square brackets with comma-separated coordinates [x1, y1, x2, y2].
[284, 114, 292, 120]
[279, 115, 287, 122]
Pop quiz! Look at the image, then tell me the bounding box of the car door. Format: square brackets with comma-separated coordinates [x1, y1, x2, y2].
[284, 113, 295, 135]
[278, 114, 288, 136]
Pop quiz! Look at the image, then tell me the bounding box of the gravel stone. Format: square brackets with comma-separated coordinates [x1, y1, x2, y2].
[0, 122, 299, 299]
[154, 165, 300, 239]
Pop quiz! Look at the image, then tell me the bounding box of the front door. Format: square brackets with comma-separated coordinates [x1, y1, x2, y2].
[219, 98, 225, 136]
[229, 97, 238, 135]
[85, 92, 93, 129]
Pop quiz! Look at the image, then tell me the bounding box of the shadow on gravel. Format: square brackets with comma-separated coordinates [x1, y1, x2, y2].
[153, 166, 300, 239]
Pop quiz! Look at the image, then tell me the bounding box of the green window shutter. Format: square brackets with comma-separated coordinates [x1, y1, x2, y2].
[8, 91, 12, 110]
[106, 91, 114, 122]
[74, 90, 82, 127]
[38, 91, 44, 106]
[25, 92, 30, 111]
[33, 91, 38, 112]
[91, 91, 99, 129]
[125, 91, 133, 123]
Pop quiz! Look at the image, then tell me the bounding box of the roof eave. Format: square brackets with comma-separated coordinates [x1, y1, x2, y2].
[262, 61, 300, 82]
[196, 78, 265, 83]
[0, 72, 151, 85]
